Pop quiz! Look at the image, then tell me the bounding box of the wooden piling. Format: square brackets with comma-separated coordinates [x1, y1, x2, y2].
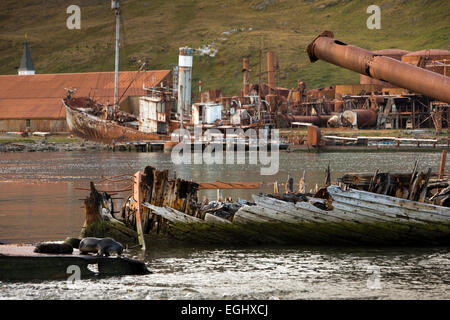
[439, 150, 447, 180]
[133, 171, 146, 250]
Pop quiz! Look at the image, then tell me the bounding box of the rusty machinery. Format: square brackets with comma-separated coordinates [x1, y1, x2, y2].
[307, 31, 450, 105]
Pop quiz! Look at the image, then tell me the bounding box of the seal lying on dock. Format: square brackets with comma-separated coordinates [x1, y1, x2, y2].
[34, 242, 73, 254]
[79, 237, 123, 257]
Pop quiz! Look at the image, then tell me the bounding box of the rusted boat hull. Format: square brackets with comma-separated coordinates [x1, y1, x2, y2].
[63, 100, 168, 144]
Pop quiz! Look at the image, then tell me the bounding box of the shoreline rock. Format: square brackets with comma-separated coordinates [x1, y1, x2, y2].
[0, 141, 110, 153]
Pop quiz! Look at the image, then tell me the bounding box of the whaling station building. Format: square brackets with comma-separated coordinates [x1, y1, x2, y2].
[0, 41, 172, 133]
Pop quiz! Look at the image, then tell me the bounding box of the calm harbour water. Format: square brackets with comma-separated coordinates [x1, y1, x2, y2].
[0, 151, 449, 299]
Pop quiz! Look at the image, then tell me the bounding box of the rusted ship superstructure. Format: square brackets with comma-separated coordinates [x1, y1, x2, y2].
[63, 95, 169, 144]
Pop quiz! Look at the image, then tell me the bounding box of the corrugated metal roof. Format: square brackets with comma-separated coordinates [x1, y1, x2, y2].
[0, 70, 171, 119]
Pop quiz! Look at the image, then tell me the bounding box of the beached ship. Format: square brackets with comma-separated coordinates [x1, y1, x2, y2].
[63, 96, 168, 144]
[62, 1, 170, 144]
[80, 165, 450, 247]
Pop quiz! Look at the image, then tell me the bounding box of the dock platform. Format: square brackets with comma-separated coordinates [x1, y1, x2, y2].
[0, 244, 149, 281]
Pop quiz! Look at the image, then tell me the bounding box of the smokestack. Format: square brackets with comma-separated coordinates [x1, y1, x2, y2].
[177, 47, 193, 117]
[307, 31, 450, 104]
[243, 57, 250, 96]
[267, 51, 275, 92]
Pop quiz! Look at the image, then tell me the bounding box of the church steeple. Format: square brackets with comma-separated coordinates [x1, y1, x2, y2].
[18, 38, 35, 75]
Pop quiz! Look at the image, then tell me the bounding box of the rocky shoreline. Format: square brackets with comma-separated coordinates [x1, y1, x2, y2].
[0, 141, 110, 153]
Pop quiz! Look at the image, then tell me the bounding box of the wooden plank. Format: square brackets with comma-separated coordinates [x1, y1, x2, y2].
[328, 186, 450, 223]
[198, 181, 260, 190]
[323, 136, 437, 143]
[323, 135, 358, 141]
[142, 202, 204, 224]
[233, 206, 276, 224]
[329, 185, 450, 217]
[439, 150, 447, 180]
[248, 197, 388, 243]
[204, 213, 232, 225]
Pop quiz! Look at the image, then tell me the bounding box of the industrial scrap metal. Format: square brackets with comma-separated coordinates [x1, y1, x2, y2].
[307, 31, 450, 104]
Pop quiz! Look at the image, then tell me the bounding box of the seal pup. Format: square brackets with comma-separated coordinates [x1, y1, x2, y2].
[79, 237, 123, 257]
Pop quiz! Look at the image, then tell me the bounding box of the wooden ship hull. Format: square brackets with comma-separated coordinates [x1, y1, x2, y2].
[63, 98, 169, 144]
[81, 167, 450, 247]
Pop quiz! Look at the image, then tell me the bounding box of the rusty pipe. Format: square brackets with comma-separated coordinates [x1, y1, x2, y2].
[267, 51, 275, 92]
[243, 58, 250, 96]
[307, 31, 450, 104]
[276, 114, 331, 128]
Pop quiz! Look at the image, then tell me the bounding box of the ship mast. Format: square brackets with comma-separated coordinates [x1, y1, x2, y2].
[112, 0, 120, 109]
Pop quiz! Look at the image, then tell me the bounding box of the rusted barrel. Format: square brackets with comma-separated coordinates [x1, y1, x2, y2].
[342, 109, 377, 128]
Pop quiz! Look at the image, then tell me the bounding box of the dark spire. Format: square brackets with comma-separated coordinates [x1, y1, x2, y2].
[18, 39, 35, 75]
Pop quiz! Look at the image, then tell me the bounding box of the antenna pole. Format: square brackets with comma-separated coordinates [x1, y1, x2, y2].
[112, 0, 120, 109]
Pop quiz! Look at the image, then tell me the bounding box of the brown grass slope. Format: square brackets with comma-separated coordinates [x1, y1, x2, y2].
[0, 0, 449, 95]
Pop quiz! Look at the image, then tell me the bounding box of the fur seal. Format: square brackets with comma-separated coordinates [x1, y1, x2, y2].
[34, 242, 73, 254]
[79, 237, 123, 257]
[64, 237, 81, 249]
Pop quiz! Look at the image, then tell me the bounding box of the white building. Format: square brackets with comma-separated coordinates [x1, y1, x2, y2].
[138, 93, 169, 134]
[191, 103, 222, 125]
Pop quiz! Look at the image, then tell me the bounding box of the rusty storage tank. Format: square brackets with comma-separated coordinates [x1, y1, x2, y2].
[360, 49, 410, 87]
[342, 109, 377, 128]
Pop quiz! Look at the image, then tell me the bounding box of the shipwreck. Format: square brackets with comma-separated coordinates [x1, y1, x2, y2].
[80, 157, 450, 247]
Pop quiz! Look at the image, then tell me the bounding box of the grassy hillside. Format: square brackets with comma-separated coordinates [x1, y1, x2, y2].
[0, 0, 449, 95]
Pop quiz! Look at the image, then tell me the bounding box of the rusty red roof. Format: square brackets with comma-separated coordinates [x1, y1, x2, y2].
[0, 70, 171, 119]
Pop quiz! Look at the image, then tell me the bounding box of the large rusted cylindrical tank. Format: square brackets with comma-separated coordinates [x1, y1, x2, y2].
[307, 31, 450, 104]
[360, 49, 410, 87]
[342, 109, 377, 128]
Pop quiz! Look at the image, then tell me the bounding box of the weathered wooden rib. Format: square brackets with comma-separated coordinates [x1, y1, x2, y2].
[328, 185, 450, 225]
[233, 206, 276, 224]
[204, 213, 232, 224]
[142, 202, 204, 224]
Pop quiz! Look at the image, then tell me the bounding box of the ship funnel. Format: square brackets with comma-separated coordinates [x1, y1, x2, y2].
[177, 47, 193, 118]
